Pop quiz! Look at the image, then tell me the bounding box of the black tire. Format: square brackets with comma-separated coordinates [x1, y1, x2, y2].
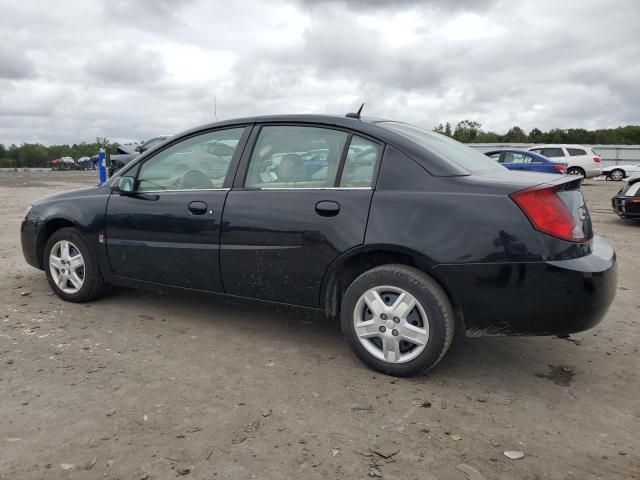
[609, 168, 625, 181]
[567, 167, 586, 177]
[44, 227, 107, 302]
[340, 265, 455, 377]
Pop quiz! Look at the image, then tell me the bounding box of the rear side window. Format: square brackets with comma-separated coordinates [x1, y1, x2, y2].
[567, 148, 586, 156]
[380, 122, 504, 174]
[502, 152, 530, 164]
[540, 148, 565, 158]
[339, 136, 380, 187]
[245, 126, 348, 188]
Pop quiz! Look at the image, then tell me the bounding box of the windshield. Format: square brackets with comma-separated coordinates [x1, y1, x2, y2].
[378, 121, 505, 175]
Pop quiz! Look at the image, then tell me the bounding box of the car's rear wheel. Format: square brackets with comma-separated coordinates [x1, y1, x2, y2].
[340, 265, 454, 377]
[567, 167, 585, 177]
[44, 227, 107, 302]
[609, 168, 625, 181]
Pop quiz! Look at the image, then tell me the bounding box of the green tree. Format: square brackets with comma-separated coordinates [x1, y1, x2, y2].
[528, 128, 545, 143]
[503, 126, 528, 143]
[453, 120, 481, 142]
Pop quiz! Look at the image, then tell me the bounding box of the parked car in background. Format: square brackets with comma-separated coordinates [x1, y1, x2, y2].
[51, 157, 77, 171]
[528, 144, 601, 178]
[611, 175, 640, 219]
[21, 114, 617, 377]
[602, 163, 640, 181]
[485, 149, 567, 174]
[109, 135, 171, 176]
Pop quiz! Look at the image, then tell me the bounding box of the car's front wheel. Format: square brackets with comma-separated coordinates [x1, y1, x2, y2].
[44, 227, 107, 302]
[609, 168, 625, 181]
[341, 265, 454, 377]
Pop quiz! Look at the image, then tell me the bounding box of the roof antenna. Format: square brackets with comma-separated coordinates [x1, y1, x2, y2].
[346, 103, 365, 119]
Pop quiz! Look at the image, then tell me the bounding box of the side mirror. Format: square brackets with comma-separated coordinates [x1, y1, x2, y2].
[112, 176, 135, 194]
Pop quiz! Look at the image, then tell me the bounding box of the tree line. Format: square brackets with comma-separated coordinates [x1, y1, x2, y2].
[433, 121, 640, 145]
[0, 138, 121, 168]
[2, 123, 640, 168]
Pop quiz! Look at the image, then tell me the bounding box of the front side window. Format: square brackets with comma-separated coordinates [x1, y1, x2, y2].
[339, 136, 380, 187]
[136, 128, 245, 192]
[245, 126, 348, 188]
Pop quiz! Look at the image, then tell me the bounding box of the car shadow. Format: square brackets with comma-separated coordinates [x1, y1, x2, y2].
[97, 286, 578, 394]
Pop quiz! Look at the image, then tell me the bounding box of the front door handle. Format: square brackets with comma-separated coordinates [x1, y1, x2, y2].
[188, 201, 208, 215]
[315, 200, 340, 217]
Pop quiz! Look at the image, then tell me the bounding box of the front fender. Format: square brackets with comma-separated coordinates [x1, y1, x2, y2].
[24, 186, 111, 272]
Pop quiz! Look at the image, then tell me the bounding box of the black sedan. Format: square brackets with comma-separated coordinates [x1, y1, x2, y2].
[21, 114, 617, 377]
[612, 175, 640, 219]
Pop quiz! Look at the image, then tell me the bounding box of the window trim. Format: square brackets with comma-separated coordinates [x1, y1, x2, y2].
[232, 122, 384, 191]
[115, 125, 253, 192]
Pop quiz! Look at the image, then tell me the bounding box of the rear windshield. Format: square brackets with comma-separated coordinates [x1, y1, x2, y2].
[378, 121, 505, 174]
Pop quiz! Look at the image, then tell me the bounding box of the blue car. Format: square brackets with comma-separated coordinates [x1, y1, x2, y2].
[485, 149, 567, 174]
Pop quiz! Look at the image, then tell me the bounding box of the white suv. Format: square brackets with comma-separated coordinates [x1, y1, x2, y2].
[528, 145, 601, 178]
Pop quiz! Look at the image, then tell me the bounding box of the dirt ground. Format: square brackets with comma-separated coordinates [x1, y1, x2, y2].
[1, 171, 638, 480]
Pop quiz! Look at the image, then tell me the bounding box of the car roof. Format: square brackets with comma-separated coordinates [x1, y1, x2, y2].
[486, 149, 535, 154]
[486, 149, 551, 160]
[174, 114, 471, 177]
[530, 144, 589, 149]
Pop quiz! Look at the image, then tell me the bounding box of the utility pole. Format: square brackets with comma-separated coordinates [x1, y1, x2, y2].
[214, 97, 218, 122]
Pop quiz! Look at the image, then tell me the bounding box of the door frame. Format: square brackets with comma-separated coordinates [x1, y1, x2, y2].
[116, 124, 256, 191]
[230, 122, 386, 191]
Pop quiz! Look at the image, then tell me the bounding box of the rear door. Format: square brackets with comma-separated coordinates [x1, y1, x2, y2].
[219, 124, 381, 307]
[105, 126, 250, 291]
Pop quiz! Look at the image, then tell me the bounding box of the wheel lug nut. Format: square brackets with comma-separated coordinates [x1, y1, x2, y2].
[393, 317, 400, 323]
[392, 329, 399, 336]
[379, 326, 386, 333]
[380, 313, 387, 320]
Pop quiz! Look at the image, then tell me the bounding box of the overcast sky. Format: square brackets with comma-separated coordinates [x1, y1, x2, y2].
[0, 0, 638, 145]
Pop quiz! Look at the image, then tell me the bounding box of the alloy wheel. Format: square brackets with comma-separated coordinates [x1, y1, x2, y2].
[49, 240, 85, 294]
[353, 286, 429, 364]
[610, 169, 624, 181]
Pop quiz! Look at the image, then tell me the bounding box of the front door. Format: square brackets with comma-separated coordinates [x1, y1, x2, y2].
[220, 125, 381, 307]
[105, 126, 249, 291]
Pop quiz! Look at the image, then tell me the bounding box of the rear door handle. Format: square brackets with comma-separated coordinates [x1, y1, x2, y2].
[188, 201, 208, 215]
[315, 200, 340, 216]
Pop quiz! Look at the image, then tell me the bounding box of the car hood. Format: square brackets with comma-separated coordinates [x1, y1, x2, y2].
[32, 186, 106, 206]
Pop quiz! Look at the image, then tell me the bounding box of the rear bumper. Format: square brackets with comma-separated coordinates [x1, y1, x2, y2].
[437, 235, 617, 336]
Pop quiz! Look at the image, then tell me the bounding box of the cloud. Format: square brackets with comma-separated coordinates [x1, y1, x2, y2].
[0, 46, 37, 80]
[85, 44, 167, 84]
[0, 0, 638, 146]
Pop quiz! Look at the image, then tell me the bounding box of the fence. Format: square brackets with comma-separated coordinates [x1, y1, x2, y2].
[467, 144, 640, 168]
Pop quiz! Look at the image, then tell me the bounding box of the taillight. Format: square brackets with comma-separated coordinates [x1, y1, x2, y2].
[511, 186, 586, 242]
[553, 164, 567, 172]
[593, 156, 601, 163]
